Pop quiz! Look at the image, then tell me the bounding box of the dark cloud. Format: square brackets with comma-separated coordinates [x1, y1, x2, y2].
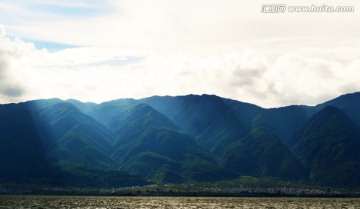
[0, 27, 26, 100]
[0, 86, 24, 97]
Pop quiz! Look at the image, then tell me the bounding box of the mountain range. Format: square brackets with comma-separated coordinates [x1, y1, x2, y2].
[1, 92, 360, 188]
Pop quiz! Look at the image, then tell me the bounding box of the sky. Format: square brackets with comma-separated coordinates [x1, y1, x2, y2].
[1, 0, 360, 107]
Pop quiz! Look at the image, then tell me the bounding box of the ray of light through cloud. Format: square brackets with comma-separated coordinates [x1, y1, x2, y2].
[0, 0, 360, 107]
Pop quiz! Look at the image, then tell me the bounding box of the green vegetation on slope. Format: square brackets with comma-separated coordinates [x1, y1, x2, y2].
[1, 93, 360, 189]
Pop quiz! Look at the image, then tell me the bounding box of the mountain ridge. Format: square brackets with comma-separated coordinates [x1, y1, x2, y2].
[1, 92, 360, 188]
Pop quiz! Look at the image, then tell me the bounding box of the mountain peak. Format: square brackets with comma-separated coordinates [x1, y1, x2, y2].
[309, 105, 358, 130]
[288, 105, 360, 187]
[318, 105, 346, 116]
[289, 105, 359, 149]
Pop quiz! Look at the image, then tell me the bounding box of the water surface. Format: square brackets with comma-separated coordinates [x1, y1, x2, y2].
[0, 196, 359, 208]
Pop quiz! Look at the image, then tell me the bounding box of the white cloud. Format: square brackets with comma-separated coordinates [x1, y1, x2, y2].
[4, 44, 355, 108]
[2, 22, 360, 108]
[0, 32, 37, 102]
[3, 0, 359, 54]
[0, 25, 5, 38]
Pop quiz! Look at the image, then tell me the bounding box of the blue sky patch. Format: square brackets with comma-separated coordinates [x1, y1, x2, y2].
[23, 38, 79, 51]
[25, 1, 115, 18]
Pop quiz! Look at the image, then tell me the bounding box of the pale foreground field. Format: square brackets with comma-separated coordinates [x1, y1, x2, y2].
[0, 196, 359, 209]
